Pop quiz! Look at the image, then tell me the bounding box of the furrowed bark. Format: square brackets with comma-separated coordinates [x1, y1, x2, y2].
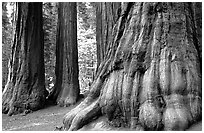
[96, 2, 121, 70]
[48, 2, 80, 106]
[63, 2, 201, 131]
[2, 2, 47, 116]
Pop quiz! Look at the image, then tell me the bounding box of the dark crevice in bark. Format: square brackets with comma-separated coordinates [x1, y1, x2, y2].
[116, 3, 133, 42]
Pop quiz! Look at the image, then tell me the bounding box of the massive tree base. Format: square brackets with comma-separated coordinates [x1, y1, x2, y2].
[63, 69, 201, 131]
[63, 2, 201, 131]
[2, 2, 48, 116]
[2, 82, 48, 116]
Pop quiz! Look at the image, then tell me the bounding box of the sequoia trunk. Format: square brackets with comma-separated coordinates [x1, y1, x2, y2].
[96, 2, 121, 69]
[48, 2, 80, 106]
[2, 2, 47, 116]
[63, 2, 202, 131]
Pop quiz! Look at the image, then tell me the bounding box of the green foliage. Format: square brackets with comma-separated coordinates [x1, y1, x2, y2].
[2, 2, 14, 89]
[77, 2, 97, 94]
[78, 2, 96, 31]
[78, 2, 89, 30]
[43, 2, 58, 92]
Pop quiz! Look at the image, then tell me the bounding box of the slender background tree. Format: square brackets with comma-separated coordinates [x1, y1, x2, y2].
[48, 2, 80, 107]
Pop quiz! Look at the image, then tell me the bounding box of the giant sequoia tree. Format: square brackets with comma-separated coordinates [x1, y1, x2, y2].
[63, 2, 202, 131]
[2, 2, 48, 116]
[48, 2, 80, 106]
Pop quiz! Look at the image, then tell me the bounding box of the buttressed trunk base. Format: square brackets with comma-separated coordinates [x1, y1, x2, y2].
[2, 2, 47, 116]
[63, 2, 201, 131]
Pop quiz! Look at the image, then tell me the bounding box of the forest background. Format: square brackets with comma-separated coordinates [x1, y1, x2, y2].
[2, 2, 96, 95]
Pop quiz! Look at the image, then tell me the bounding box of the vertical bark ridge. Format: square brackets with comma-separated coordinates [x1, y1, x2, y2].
[116, 70, 125, 112]
[99, 75, 110, 109]
[121, 73, 133, 126]
[88, 75, 105, 99]
[103, 71, 118, 120]
[159, 47, 171, 96]
[130, 72, 140, 128]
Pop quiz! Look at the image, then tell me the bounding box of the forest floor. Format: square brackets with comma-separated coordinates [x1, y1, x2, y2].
[2, 98, 202, 131]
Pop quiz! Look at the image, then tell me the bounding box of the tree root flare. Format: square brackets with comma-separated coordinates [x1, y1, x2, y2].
[63, 98, 102, 131]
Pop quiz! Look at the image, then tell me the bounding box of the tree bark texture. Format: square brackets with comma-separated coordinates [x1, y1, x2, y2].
[63, 2, 202, 131]
[48, 2, 80, 107]
[2, 2, 47, 116]
[192, 2, 202, 69]
[96, 2, 121, 69]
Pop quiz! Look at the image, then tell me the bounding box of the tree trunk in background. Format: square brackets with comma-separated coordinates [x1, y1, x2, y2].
[48, 2, 80, 107]
[63, 2, 201, 131]
[2, 2, 48, 116]
[96, 2, 121, 70]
